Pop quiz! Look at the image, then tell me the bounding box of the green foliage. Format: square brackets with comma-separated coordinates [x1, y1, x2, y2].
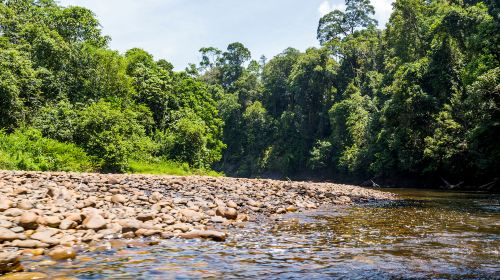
[129, 159, 223, 177]
[0, 128, 93, 172]
[0, 0, 498, 188]
[317, 0, 377, 44]
[159, 109, 212, 168]
[75, 100, 156, 172]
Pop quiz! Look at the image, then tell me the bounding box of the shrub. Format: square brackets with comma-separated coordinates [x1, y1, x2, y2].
[74, 99, 156, 172]
[0, 128, 94, 172]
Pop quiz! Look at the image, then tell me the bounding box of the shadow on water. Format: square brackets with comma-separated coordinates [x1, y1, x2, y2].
[12, 189, 500, 279]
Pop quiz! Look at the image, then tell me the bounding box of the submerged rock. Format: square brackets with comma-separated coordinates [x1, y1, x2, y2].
[47, 247, 77, 261]
[0, 252, 22, 275]
[179, 230, 227, 242]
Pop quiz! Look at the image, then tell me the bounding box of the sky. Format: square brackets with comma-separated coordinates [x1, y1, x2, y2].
[58, 0, 394, 69]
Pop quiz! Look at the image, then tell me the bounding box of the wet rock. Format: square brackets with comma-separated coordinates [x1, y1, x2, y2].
[82, 214, 107, 230]
[286, 205, 298, 212]
[0, 272, 49, 279]
[18, 212, 39, 230]
[0, 252, 22, 275]
[47, 247, 77, 261]
[179, 230, 227, 242]
[20, 249, 45, 256]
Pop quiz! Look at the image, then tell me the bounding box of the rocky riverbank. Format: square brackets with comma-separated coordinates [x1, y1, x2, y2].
[0, 170, 395, 275]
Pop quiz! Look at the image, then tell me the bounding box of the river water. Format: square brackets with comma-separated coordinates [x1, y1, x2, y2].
[7, 189, 500, 279]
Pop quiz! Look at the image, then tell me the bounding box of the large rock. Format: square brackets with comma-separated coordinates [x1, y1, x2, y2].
[118, 219, 142, 233]
[0, 198, 13, 212]
[0, 252, 23, 275]
[82, 214, 107, 230]
[178, 209, 203, 223]
[59, 219, 77, 230]
[224, 208, 238, 220]
[179, 230, 227, 242]
[37, 216, 61, 228]
[18, 212, 39, 230]
[10, 240, 49, 248]
[0, 227, 19, 241]
[111, 194, 127, 204]
[137, 213, 155, 222]
[17, 200, 33, 210]
[0, 272, 49, 279]
[30, 229, 60, 245]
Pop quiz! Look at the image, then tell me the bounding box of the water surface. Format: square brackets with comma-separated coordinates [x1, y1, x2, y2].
[15, 189, 500, 279]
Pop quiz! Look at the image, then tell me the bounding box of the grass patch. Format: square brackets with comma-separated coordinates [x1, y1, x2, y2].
[128, 159, 223, 177]
[0, 128, 94, 172]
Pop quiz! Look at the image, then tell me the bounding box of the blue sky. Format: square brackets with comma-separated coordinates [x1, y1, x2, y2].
[58, 0, 394, 69]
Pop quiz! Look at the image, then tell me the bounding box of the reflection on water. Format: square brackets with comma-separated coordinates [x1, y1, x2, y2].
[12, 189, 500, 279]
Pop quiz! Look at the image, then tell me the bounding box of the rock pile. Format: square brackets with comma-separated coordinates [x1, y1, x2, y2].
[0, 170, 394, 253]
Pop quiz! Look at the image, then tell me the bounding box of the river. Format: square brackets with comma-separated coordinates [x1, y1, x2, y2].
[5, 188, 499, 279]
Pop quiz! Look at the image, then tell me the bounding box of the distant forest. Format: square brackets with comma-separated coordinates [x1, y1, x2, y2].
[0, 0, 498, 188]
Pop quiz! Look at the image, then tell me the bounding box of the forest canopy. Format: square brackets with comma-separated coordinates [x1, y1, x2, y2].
[0, 0, 498, 188]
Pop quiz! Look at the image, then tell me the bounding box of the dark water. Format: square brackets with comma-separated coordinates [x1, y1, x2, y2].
[11, 189, 500, 279]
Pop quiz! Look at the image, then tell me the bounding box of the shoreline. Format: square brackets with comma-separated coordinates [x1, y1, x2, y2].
[0, 170, 395, 274]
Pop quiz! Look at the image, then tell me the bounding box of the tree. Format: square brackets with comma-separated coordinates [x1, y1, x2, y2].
[317, 0, 377, 45]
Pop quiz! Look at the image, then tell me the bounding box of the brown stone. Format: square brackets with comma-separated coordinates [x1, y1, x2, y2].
[47, 247, 77, 261]
[224, 207, 238, 220]
[111, 194, 127, 204]
[59, 219, 77, 230]
[82, 214, 107, 230]
[10, 240, 49, 248]
[0, 198, 13, 211]
[19, 212, 39, 230]
[0, 227, 19, 241]
[0, 272, 49, 280]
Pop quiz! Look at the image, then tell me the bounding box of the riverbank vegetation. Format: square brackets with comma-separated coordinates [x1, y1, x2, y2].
[0, 0, 498, 188]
